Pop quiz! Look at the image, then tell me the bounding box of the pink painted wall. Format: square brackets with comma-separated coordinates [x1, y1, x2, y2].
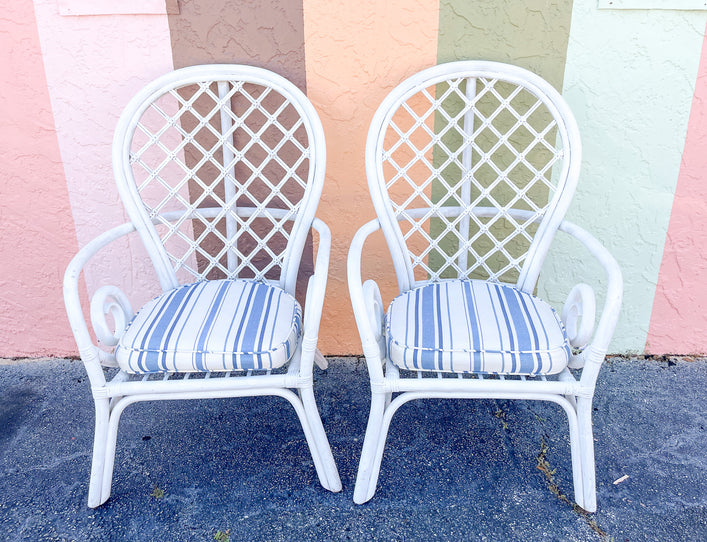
[303, 0, 440, 354]
[0, 1, 79, 356]
[32, 0, 175, 318]
[647, 24, 707, 355]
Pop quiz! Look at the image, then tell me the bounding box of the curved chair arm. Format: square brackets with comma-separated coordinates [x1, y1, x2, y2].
[347, 219, 387, 383]
[556, 220, 623, 388]
[300, 218, 331, 374]
[63, 222, 137, 386]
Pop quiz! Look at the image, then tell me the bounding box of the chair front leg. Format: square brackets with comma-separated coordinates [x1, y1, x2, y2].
[577, 396, 597, 512]
[354, 391, 389, 504]
[298, 387, 342, 492]
[87, 397, 111, 508]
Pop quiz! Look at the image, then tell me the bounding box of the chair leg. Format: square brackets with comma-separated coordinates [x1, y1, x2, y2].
[87, 398, 110, 508]
[98, 400, 127, 506]
[577, 397, 597, 512]
[354, 391, 388, 504]
[298, 388, 342, 492]
[562, 398, 587, 512]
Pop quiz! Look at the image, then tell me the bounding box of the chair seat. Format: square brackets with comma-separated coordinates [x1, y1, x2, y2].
[116, 280, 302, 373]
[386, 280, 571, 375]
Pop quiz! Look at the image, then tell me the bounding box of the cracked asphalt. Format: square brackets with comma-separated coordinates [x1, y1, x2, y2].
[0, 357, 705, 541]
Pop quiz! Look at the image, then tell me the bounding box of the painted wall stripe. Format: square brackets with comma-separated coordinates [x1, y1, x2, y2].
[303, 0, 440, 354]
[540, 2, 707, 353]
[0, 1, 80, 356]
[437, 0, 574, 90]
[647, 22, 707, 355]
[166, 0, 313, 303]
[32, 0, 175, 317]
[434, 0, 575, 283]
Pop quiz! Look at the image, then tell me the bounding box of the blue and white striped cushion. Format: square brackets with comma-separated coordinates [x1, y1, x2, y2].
[115, 280, 301, 373]
[386, 280, 571, 375]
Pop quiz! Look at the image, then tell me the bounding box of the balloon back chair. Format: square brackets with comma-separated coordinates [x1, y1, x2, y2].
[348, 61, 622, 511]
[64, 65, 341, 507]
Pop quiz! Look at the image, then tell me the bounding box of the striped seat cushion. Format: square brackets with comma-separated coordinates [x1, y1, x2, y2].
[386, 280, 571, 375]
[115, 280, 301, 373]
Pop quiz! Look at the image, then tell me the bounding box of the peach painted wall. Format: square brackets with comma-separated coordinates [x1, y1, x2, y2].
[0, 1, 79, 356]
[303, 0, 440, 354]
[32, 0, 175, 318]
[647, 23, 707, 354]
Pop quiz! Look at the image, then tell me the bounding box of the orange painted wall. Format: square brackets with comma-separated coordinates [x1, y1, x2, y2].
[303, 0, 440, 353]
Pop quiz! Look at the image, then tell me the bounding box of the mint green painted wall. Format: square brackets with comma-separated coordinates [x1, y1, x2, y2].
[537, 1, 707, 352]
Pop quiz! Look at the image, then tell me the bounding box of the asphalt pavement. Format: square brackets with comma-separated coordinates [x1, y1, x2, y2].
[0, 356, 705, 541]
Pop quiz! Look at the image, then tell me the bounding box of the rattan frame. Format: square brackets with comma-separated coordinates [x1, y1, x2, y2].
[348, 61, 622, 511]
[64, 65, 341, 507]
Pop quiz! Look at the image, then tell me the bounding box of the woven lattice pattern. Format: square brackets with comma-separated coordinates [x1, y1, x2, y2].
[129, 80, 311, 282]
[380, 75, 565, 284]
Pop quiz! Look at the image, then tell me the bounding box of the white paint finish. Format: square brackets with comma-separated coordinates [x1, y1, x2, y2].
[58, 0, 179, 16]
[598, 0, 707, 9]
[33, 0, 174, 311]
[537, 1, 707, 352]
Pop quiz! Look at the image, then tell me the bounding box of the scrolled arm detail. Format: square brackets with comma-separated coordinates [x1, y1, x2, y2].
[348, 219, 388, 382]
[362, 279, 385, 356]
[561, 283, 596, 350]
[557, 220, 623, 383]
[90, 286, 134, 347]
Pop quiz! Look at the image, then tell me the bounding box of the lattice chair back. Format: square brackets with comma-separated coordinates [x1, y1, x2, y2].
[113, 64, 325, 296]
[366, 61, 581, 293]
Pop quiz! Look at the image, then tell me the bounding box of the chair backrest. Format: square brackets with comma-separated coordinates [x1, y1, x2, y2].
[366, 61, 581, 294]
[113, 64, 325, 296]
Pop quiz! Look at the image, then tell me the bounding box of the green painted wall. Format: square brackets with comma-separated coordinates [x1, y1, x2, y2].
[430, 0, 574, 281]
[538, 1, 707, 352]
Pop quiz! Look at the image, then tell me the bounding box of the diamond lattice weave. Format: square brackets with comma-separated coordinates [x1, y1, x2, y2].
[129, 80, 311, 282]
[116, 280, 302, 373]
[386, 280, 571, 375]
[380, 76, 564, 283]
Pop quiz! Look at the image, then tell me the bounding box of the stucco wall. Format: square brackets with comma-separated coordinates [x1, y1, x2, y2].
[3, 0, 707, 357]
[0, 1, 79, 355]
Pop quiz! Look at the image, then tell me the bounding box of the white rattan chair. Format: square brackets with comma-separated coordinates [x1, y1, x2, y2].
[63, 64, 341, 507]
[348, 61, 622, 511]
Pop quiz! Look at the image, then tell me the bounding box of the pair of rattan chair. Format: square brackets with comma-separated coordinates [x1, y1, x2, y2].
[63, 62, 622, 511]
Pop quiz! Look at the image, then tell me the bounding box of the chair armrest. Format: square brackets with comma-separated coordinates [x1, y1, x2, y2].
[347, 219, 387, 382]
[556, 220, 623, 385]
[300, 218, 331, 370]
[63, 222, 137, 378]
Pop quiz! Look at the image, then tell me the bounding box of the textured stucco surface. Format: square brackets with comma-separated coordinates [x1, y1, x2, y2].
[432, 0, 573, 283]
[437, 0, 573, 89]
[4, 1, 707, 357]
[538, 1, 707, 353]
[32, 0, 175, 318]
[0, 1, 79, 355]
[166, 0, 313, 305]
[303, 0, 440, 353]
[648, 24, 707, 354]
